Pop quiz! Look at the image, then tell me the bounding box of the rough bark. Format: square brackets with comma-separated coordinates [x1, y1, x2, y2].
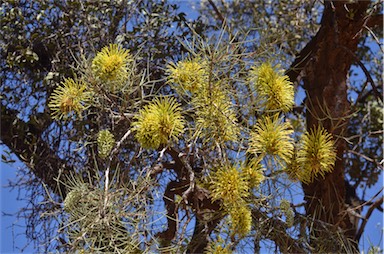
[291, 1, 373, 251]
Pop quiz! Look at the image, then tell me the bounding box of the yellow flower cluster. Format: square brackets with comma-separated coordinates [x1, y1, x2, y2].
[205, 237, 232, 254]
[296, 126, 336, 183]
[228, 204, 252, 238]
[167, 58, 208, 94]
[133, 97, 185, 149]
[242, 164, 265, 188]
[248, 114, 294, 166]
[194, 84, 239, 144]
[92, 44, 133, 92]
[210, 165, 249, 205]
[167, 57, 238, 144]
[210, 164, 262, 238]
[97, 129, 115, 159]
[49, 78, 93, 119]
[249, 62, 294, 112]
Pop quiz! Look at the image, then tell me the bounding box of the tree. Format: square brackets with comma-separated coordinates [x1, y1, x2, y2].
[1, 0, 382, 253]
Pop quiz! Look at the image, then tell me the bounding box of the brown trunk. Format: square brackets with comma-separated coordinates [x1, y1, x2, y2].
[299, 1, 371, 252]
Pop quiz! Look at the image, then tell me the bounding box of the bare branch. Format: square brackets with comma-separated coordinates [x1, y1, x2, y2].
[1, 105, 71, 197]
[207, 0, 225, 24]
[341, 46, 383, 103]
[156, 180, 188, 243]
[347, 150, 384, 169]
[355, 196, 384, 242]
[252, 208, 306, 254]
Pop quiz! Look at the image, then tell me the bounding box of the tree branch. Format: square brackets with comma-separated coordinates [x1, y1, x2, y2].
[341, 45, 383, 103]
[285, 33, 318, 86]
[155, 180, 188, 243]
[186, 215, 222, 254]
[300, 1, 371, 251]
[207, 0, 225, 24]
[1, 104, 70, 197]
[156, 147, 222, 252]
[355, 196, 384, 242]
[252, 208, 306, 254]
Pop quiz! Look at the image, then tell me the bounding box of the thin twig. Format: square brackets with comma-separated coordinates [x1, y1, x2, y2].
[347, 149, 384, 169]
[342, 46, 383, 103]
[104, 129, 132, 212]
[111, 129, 132, 156]
[207, 0, 225, 24]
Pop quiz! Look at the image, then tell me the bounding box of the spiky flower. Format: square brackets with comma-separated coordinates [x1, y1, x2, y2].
[167, 58, 208, 94]
[248, 114, 294, 165]
[205, 237, 232, 254]
[49, 78, 93, 119]
[297, 126, 336, 183]
[249, 62, 294, 112]
[228, 204, 252, 238]
[133, 97, 185, 149]
[92, 44, 133, 90]
[194, 84, 239, 144]
[242, 163, 265, 188]
[97, 130, 115, 159]
[210, 165, 249, 206]
[284, 146, 301, 182]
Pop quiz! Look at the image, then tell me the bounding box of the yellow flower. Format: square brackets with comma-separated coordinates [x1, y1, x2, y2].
[92, 44, 132, 90]
[167, 58, 208, 94]
[242, 163, 265, 188]
[297, 126, 336, 183]
[97, 130, 115, 159]
[205, 245, 231, 254]
[133, 97, 185, 149]
[210, 165, 249, 206]
[248, 114, 294, 165]
[249, 62, 294, 112]
[48, 78, 92, 119]
[284, 146, 301, 182]
[194, 84, 239, 144]
[228, 204, 252, 238]
[205, 237, 232, 254]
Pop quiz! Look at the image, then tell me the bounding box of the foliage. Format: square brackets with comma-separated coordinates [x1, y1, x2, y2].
[38, 30, 342, 251]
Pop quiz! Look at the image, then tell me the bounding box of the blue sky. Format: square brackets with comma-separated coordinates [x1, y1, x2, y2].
[1, 153, 35, 253]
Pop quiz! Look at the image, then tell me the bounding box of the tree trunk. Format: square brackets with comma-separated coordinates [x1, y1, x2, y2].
[298, 1, 371, 252]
